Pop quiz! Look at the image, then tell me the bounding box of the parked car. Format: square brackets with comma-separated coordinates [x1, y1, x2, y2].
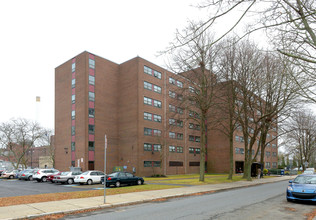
[2, 170, 19, 179]
[303, 170, 314, 175]
[101, 172, 144, 187]
[54, 171, 82, 184]
[19, 169, 38, 181]
[33, 169, 60, 182]
[287, 174, 316, 202]
[74, 170, 104, 185]
[47, 172, 62, 183]
[17, 169, 33, 179]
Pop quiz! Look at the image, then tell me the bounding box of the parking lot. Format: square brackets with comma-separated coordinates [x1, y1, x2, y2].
[0, 178, 105, 198]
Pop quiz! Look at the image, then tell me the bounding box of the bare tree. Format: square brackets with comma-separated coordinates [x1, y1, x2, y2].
[165, 22, 219, 181]
[40, 128, 55, 168]
[285, 109, 316, 170]
[0, 118, 45, 169]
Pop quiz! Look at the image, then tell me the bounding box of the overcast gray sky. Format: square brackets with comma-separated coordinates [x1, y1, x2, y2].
[0, 0, 215, 129]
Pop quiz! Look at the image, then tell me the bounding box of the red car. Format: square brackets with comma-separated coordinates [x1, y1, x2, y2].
[47, 172, 61, 183]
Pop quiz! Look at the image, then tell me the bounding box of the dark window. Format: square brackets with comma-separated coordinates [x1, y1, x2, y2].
[189, 162, 200, 166]
[169, 161, 183, 167]
[144, 161, 152, 167]
[89, 108, 95, 118]
[88, 125, 95, 134]
[88, 141, 94, 150]
[88, 161, 94, 170]
[71, 161, 75, 167]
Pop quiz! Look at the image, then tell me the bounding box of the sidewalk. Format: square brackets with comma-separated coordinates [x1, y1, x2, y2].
[0, 176, 294, 220]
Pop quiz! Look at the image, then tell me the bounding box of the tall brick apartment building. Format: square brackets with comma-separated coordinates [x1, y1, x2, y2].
[55, 51, 278, 176]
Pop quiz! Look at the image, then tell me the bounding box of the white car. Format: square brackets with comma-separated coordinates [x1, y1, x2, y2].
[74, 170, 105, 185]
[33, 169, 60, 182]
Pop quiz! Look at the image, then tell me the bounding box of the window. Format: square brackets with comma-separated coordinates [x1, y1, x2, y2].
[71, 126, 75, 135]
[189, 123, 194, 129]
[189, 162, 200, 166]
[154, 70, 161, 79]
[153, 129, 161, 136]
[88, 125, 95, 134]
[177, 107, 183, 114]
[144, 128, 152, 136]
[144, 161, 152, 167]
[189, 147, 194, 154]
[153, 100, 161, 108]
[265, 151, 271, 157]
[89, 108, 95, 118]
[153, 114, 161, 122]
[71, 110, 75, 120]
[195, 148, 201, 154]
[177, 146, 183, 153]
[89, 75, 95, 85]
[169, 145, 176, 152]
[144, 143, 152, 151]
[144, 66, 152, 75]
[169, 77, 176, 85]
[272, 144, 277, 148]
[189, 135, 195, 142]
[144, 97, 152, 105]
[189, 111, 194, 117]
[177, 81, 183, 88]
[88, 141, 94, 150]
[169, 118, 176, 125]
[153, 161, 161, 167]
[177, 120, 183, 127]
[153, 85, 161, 93]
[144, 112, 152, 121]
[272, 152, 277, 157]
[72, 63, 76, 72]
[153, 144, 161, 151]
[189, 86, 194, 93]
[265, 162, 270, 168]
[89, 92, 95, 101]
[169, 104, 176, 112]
[89, 59, 95, 69]
[144, 81, 152, 90]
[177, 133, 183, 140]
[195, 136, 200, 142]
[72, 79, 76, 88]
[240, 136, 244, 142]
[169, 91, 176, 98]
[195, 124, 200, 130]
[169, 132, 176, 139]
[272, 162, 277, 168]
[72, 94, 75, 104]
[169, 161, 183, 167]
[71, 142, 75, 151]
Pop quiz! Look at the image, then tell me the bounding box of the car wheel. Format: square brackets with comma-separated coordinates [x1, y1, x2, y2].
[28, 176, 33, 181]
[137, 180, 142, 185]
[115, 181, 121, 187]
[87, 179, 93, 185]
[41, 176, 47, 182]
[67, 178, 74, 184]
[9, 175, 13, 179]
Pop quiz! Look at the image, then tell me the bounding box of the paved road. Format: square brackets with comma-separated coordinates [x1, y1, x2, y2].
[63, 180, 316, 220]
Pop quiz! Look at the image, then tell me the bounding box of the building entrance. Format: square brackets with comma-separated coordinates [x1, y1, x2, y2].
[235, 161, 244, 174]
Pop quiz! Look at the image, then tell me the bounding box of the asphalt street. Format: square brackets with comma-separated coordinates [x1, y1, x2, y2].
[63, 180, 316, 220]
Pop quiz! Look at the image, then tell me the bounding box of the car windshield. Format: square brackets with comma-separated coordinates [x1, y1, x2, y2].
[81, 171, 89, 175]
[293, 176, 316, 184]
[61, 172, 70, 175]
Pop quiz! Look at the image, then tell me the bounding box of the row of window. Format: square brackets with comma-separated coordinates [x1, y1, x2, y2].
[144, 97, 162, 108]
[169, 77, 183, 88]
[189, 135, 200, 142]
[169, 118, 183, 127]
[169, 146, 183, 153]
[144, 66, 162, 79]
[144, 81, 161, 94]
[189, 111, 200, 119]
[266, 162, 277, 169]
[169, 90, 183, 100]
[144, 112, 162, 122]
[71, 59, 76, 155]
[144, 143, 162, 151]
[169, 104, 183, 114]
[144, 161, 200, 167]
[144, 127, 162, 136]
[189, 147, 201, 154]
[169, 132, 183, 140]
[88, 56, 95, 154]
[235, 147, 277, 157]
[189, 123, 200, 130]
